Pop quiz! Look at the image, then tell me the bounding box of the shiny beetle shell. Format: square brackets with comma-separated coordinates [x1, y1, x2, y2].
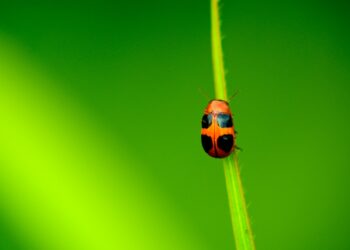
[201, 99, 236, 158]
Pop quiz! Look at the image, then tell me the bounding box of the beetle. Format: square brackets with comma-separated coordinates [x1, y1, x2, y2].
[201, 99, 236, 158]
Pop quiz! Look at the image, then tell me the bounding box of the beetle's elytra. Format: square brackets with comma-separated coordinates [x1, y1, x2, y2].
[201, 99, 236, 158]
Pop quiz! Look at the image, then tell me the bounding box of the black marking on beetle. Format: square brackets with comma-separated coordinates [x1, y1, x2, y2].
[201, 114, 213, 129]
[217, 114, 233, 128]
[201, 135, 213, 152]
[217, 134, 234, 152]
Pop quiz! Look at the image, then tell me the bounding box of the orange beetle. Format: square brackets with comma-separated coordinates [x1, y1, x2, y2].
[201, 99, 236, 158]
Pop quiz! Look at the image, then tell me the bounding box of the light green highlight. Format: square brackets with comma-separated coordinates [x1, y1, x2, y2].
[0, 37, 200, 250]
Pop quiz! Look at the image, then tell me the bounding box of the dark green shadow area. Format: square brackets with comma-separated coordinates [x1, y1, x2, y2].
[0, 199, 38, 250]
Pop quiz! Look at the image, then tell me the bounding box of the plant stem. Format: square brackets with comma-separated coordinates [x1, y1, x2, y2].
[223, 156, 256, 250]
[210, 0, 256, 249]
[210, 0, 227, 100]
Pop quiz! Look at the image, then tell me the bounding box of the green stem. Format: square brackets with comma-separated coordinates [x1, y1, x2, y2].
[211, 0, 227, 100]
[210, 0, 256, 249]
[223, 156, 256, 250]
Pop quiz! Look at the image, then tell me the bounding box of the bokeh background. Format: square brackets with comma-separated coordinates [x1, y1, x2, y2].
[0, 1, 349, 249]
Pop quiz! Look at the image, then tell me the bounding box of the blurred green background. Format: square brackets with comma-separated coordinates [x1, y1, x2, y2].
[0, 1, 349, 249]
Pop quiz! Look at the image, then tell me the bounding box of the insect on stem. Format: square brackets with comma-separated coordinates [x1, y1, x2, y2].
[210, 0, 256, 249]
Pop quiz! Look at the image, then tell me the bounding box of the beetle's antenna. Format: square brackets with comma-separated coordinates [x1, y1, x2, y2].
[228, 90, 239, 102]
